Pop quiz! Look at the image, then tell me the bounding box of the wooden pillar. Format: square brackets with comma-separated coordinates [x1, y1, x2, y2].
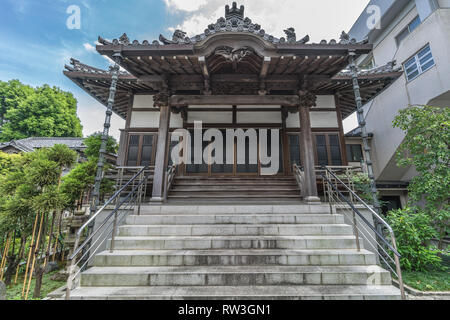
[298, 91, 320, 203]
[151, 93, 171, 202]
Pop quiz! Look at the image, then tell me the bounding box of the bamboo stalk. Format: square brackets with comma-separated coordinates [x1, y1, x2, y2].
[14, 236, 26, 284]
[25, 212, 44, 300]
[0, 233, 12, 281]
[52, 211, 62, 262]
[22, 213, 39, 297]
[44, 212, 56, 266]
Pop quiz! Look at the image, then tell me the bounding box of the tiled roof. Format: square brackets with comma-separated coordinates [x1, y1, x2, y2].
[0, 137, 86, 152]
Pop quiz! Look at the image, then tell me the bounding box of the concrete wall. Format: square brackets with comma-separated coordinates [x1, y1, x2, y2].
[362, 8, 450, 181]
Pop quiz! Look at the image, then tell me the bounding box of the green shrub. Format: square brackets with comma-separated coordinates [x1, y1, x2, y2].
[386, 207, 443, 271]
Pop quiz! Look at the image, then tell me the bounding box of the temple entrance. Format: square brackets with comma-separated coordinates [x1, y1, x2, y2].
[184, 128, 284, 176]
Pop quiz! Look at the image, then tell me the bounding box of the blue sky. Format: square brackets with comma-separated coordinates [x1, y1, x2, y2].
[0, 0, 369, 139]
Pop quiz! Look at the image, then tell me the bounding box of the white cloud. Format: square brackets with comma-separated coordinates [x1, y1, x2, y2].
[164, 0, 370, 42]
[164, 0, 208, 12]
[83, 42, 96, 53]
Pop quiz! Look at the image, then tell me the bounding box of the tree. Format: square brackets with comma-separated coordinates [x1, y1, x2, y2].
[0, 82, 83, 142]
[393, 105, 449, 250]
[83, 132, 118, 159]
[0, 147, 68, 298]
[0, 80, 34, 128]
[61, 133, 118, 209]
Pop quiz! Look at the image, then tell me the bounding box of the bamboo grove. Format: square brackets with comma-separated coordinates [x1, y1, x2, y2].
[0, 135, 117, 299]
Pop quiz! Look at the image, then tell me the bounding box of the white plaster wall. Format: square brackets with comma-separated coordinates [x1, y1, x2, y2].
[236, 105, 281, 109]
[170, 113, 184, 128]
[189, 105, 233, 109]
[315, 95, 336, 109]
[310, 112, 338, 128]
[133, 95, 154, 109]
[188, 112, 233, 123]
[130, 111, 160, 128]
[237, 112, 282, 124]
[438, 0, 450, 8]
[286, 112, 300, 128]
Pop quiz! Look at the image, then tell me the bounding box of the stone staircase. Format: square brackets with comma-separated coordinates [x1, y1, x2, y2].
[168, 176, 301, 202]
[68, 204, 402, 300]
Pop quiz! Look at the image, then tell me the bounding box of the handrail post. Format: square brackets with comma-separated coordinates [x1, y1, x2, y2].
[65, 234, 81, 300]
[352, 211, 361, 252]
[110, 208, 119, 253]
[391, 233, 406, 300]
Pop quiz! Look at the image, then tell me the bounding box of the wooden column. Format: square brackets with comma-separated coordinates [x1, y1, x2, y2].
[298, 91, 320, 203]
[151, 93, 171, 202]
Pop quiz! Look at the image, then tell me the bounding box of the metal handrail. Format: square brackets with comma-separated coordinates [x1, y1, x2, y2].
[73, 167, 147, 240]
[65, 166, 148, 300]
[320, 166, 406, 300]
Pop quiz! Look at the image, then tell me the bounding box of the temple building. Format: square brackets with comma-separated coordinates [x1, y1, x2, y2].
[64, 2, 401, 203]
[63, 2, 411, 301]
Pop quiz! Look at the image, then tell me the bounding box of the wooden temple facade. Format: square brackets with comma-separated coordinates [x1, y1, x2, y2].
[64, 3, 402, 203]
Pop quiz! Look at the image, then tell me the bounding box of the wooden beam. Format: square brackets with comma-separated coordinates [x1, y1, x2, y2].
[170, 95, 300, 107]
[259, 57, 271, 78]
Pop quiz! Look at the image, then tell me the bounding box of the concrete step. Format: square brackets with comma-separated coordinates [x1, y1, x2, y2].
[126, 214, 345, 225]
[69, 285, 402, 300]
[174, 182, 297, 186]
[110, 235, 360, 250]
[138, 204, 332, 215]
[80, 265, 392, 287]
[175, 177, 296, 181]
[167, 195, 302, 201]
[93, 249, 377, 267]
[117, 224, 354, 236]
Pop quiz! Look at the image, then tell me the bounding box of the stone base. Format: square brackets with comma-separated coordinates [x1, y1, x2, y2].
[304, 196, 321, 204]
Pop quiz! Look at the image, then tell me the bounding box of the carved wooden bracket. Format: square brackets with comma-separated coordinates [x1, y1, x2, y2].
[153, 90, 170, 108]
[298, 90, 317, 108]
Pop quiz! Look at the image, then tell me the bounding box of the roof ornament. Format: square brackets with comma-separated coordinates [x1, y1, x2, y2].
[159, 29, 189, 45]
[225, 2, 244, 20]
[339, 31, 357, 44]
[284, 28, 310, 44]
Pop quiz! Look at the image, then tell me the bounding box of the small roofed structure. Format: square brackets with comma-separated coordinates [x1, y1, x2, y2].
[0, 137, 86, 154]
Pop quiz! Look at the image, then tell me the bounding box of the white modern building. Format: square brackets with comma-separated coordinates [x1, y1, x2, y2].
[348, 0, 450, 212]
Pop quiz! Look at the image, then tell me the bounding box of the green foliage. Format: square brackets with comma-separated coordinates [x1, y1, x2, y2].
[346, 172, 373, 203]
[0, 80, 83, 141]
[84, 132, 118, 159]
[402, 270, 450, 292]
[60, 159, 96, 208]
[386, 208, 442, 271]
[6, 270, 66, 300]
[393, 105, 450, 249]
[60, 133, 118, 209]
[0, 152, 21, 176]
[0, 80, 34, 127]
[47, 144, 78, 171]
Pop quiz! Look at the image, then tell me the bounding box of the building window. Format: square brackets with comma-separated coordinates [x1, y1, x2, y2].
[396, 15, 421, 46]
[314, 134, 343, 166]
[126, 134, 157, 166]
[404, 44, 435, 82]
[346, 144, 363, 162]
